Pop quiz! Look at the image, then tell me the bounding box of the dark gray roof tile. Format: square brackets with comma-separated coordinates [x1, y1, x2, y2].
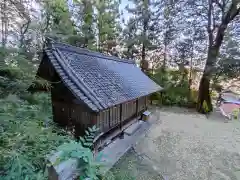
[44, 41, 162, 112]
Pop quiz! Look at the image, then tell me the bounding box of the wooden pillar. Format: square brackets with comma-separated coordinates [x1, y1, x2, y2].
[120, 104, 123, 130]
[108, 108, 111, 129]
[136, 99, 139, 116]
[50, 88, 56, 123]
[145, 96, 147, 110]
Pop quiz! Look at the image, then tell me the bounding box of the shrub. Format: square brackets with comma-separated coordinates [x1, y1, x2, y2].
[202, 100, 210, 113]
[150, 69, 196, 107]
[0, 93, 72, 180]
[54, 126, 105, 180]
[190, 89, 198, 103]
[150, 70, 221, 109]
[232, 108, 240, 120]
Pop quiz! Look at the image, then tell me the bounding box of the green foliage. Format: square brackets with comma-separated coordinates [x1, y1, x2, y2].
[80, 126, 99, 149]
[211, 82, 222, 93]
[217, 29, 240, 80]
[124, 0, 159, 62]
[95, 0, 121, 52]
[55, 126, 102, 180]
[202, 100, 210, 114]
[0, 45, 71, 179]
[232, 108, 240, 120]
[121, 18, 138, 59]
[150, 69, 196, 107]
[0, 93, 71, 180]
[0, 48, 50, 98]
[43, 0, 77, 42]
[71, 0, 96, 49]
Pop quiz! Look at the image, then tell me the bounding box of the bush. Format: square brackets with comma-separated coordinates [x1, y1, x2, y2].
[0, 93, 72, 180]
[149, 69, 198, 108]
[54, 126, 104, 180]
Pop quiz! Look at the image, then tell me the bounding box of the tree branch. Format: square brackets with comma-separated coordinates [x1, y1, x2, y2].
[9, 0, 30, 21]
[19, 19, 31, 48]
[215, 0, 224, 11]
[212, 4, 217, 32]
[223, 1, 240, 23]
[212, 1, 240, 47]
[215, 0, 226, 21]
[208, 0, 214, 46]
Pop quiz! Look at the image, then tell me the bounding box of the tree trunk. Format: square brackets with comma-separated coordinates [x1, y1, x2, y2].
[162, 42, 167, 72]
[196, 0, 240, 114]
[197, 47, 218, 113]
[141, 43, 146, 71]
[197, 74, 213, 113]
[1, 0, 7, 48]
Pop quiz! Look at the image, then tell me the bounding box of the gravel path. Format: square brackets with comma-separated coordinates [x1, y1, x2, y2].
[112, 107, 240, 180]
[133, 107, 240, 180]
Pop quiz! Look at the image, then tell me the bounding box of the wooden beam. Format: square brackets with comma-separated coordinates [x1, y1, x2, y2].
[136, 99, 139, 116]
[120, 104, 123, 130]
[109, 108, 111, 129]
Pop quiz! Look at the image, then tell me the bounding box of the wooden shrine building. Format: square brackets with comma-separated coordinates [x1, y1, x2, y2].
[33, 40, 162, 149]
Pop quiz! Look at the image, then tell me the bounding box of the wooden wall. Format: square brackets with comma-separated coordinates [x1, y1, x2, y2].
[37, 54, 56, 82]
[95, 105, 121, 132]
[51, 79, 150, 137]
[52, 100, 96, 137]
[138, 96, 147, 113]
[51, 81, 95, 137]
[122, 100, 137, 120]
[95, 96, 148, 133]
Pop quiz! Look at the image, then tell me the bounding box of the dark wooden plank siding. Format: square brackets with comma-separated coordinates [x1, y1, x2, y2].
[96, 105, 121, 132]
[51, 80, 149, 139]
[52, 98, 95, 136]
[120, 100, 137, 122]
[99, 109, 109, 132]
[109, 105, 121, 128]
[137, 96, 146, 113]
[51, 81, 77, 103]
[146, 96, 149, 106]
[52, 101, 72, 126]
[37, 54, 56, 81]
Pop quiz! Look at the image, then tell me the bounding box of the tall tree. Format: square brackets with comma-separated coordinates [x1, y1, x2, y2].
[95, 0, 120, 53]
[193, 0, 240, 113]
[71, 0, 95, 48]
[122, 17, 138, 59]
[42, 0, 76, 43]
[126, 0, 159, 71]
[160, 0, 178, 71]
[1, 0, 7, 48]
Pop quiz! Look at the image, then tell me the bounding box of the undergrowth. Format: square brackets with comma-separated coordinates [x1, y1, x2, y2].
[0, 93, 72, 180]
[150, 69, 197, 107]
[54, 126, 104, 180]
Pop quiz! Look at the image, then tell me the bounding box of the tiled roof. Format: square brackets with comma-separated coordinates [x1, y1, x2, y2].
[44, 41, 162, 112]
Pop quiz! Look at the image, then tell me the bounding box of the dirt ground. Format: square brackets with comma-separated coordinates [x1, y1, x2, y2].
[111, 107, 240, 180]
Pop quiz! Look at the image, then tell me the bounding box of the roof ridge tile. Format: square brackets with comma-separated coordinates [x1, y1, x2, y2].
[48, 41, 135, 64]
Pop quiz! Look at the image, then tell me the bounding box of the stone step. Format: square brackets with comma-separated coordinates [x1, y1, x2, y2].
[124, 120, 144, 136]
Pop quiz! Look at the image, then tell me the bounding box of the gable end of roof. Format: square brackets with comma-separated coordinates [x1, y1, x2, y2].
[45, 49, 101, 112]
